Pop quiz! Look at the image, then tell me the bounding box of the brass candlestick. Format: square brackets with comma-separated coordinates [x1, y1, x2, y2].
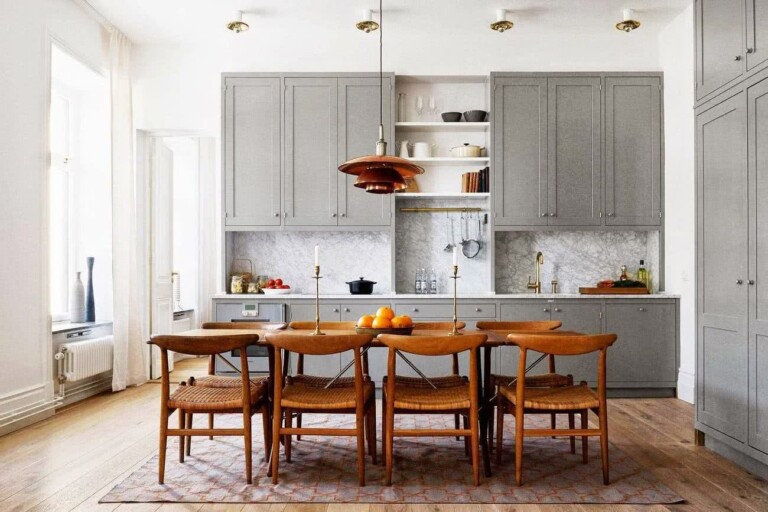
[449, 265, 462, 336]
[312, 265, 325, 335]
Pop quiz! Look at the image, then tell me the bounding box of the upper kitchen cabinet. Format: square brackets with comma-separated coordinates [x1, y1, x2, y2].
[547, 77, 602, 226]
[284, 77, 339, 226]
[747, 0, 768, 71]
[223, 77, 282, 228]
[604, 77, 662, 226]
[493, 77, 548, 226]
[337, 77, 393, 226]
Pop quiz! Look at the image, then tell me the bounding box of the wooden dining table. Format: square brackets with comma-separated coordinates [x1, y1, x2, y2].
[176, 327, 577, 477]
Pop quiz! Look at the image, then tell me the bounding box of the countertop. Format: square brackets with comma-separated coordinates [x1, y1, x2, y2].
[213, 292, 680, 300]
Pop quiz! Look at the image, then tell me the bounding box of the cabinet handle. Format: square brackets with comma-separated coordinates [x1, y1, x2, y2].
[541, 213, 549, 217]
[749, 280, 756, 285]
[554, 307, 561, 312]
[735, 55, 743, 61]
[543, 308, 550, 313]
[638, 307, 646, 312]
[737, 279, 744, 285]
[549, 212, 557, 217]
[747, 48, 755, 54]
[273, 212, 279, 217]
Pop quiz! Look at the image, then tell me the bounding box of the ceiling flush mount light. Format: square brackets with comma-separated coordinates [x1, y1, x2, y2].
[616, 8, 641, 32]
[490, 9, 514, 32]
[339, 0, 424, 194]
[356, 9, 379, 33]
[227, 10, 249, 33]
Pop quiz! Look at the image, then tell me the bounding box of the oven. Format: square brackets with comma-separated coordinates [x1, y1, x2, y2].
[214, 301, 286, 375]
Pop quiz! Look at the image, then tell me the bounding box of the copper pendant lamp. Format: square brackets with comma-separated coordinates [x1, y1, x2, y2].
[337, 0, 424, 194]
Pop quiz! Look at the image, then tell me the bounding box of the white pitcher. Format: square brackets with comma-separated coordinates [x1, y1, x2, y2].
[412, 142, 435, 159]
[399, 140, 410, 158]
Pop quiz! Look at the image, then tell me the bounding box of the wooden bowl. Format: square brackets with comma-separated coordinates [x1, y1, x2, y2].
[355, 327, 414, 336]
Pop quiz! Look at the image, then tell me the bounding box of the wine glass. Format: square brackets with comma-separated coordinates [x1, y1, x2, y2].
[428, 96, 437, 120]
[415, 96, 424, 118]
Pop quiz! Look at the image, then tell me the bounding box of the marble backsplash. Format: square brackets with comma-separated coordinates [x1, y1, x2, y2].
[395, 199, 491, 294]
[494, 231, 659, 294]
[229, 231, 391, 294]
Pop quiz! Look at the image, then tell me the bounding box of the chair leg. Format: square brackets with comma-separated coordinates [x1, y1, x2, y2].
[296, 412, 302, 441]
[366, 401, 377, 464]
[488, 401, 495, 454]
[356, 406, 366, 486]
[568, 412, 576, 454]
[463, 415, 470, 458]
[185, 412, 192, 456]
[455, 413, 461, 441]
[470, 406, 480, 486]
[495, 403, 504, 465]
[599, 406, 609, 485]
[178, 409, 185, 463]
[284, 408, 292, 463]
[243, 409, 253, 485]
[381, 392, 387, 465]
[581, 409, 589, 464]
[208, 413, 214, 440]
[271, 402, 282, 484]
[384, 393, 394, 486]
[158, 409, 170, 484]
[514, 405, 524, 486]
[261, 402, 271, 460]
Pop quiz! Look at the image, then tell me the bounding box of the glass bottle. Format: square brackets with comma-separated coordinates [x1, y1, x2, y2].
[430, 269, 437, 294]
[414, 269, 421, 294]
[420, 268, 428, 295]
[637, 260, 650, 291]
[619, 265, 629, 281]
[397, 93, 407, 122]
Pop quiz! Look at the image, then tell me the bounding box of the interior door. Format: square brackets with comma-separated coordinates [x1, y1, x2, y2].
[747, 0, 768, 71]
[604, 77, 662, 226]
[696, 92, 749, 442]
[547, 77, 602, 226]
[696, 0, 745, 100]
[337, 77, 392, 226]
[150, 140, 175, 378]
[492, 77, 548, 226]
[284, 77, 338, 226]
[748, 77, 768, 453]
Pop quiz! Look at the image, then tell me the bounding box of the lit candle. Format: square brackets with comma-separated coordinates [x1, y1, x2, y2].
[314, 245, 319, 267]
[452, 246, 458, 266]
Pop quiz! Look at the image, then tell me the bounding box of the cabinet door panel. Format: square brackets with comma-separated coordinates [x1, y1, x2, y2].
[497, 303, 552, 376]
[747, 0, 768, 71]
[224, 77, 281, 226]
[551, 302, 602, 385]
[284, 78, 338, 226]
[287, 303, 341, 377]
[493, 78, 548, 226]
[696, 0, 745, 100]
[748, 77, 768, 452]
[605, 77, 662, 226]
[696, 92, 749, 441]
[337, 77, 392, 226]
[547, 77, 602, 226]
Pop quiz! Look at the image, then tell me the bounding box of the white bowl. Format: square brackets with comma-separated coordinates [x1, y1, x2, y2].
[262, 288, 291, 295]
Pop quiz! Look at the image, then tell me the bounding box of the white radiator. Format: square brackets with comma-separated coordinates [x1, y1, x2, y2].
[57, 336, 114, 382]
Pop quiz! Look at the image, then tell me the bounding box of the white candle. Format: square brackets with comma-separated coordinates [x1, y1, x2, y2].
[452, 246, 458, 266]
[314, 245, 319, 267]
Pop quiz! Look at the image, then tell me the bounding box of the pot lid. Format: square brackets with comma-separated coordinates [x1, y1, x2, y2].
[346, 277, 377, 284]
[451, 143, 484, 150]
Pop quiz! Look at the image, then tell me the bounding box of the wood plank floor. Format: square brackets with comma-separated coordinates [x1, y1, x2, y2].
[1, 358, 767, 512]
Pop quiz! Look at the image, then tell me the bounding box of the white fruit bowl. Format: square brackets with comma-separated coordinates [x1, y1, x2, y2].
[262, 288, 292, 295]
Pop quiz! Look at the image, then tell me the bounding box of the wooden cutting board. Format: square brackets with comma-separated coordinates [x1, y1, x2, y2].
[579, 287, 649, 295]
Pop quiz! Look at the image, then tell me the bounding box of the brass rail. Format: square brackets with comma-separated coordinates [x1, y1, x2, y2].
[399, 207, 483, 213]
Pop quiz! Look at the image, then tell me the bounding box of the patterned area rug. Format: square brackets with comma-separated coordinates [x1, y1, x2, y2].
[102, 412, 683, 504]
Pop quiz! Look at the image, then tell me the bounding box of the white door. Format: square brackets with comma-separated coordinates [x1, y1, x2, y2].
[149, 139, 174, 378]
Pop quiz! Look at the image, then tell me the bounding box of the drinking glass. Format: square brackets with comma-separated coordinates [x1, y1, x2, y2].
[428, 96, 437, 120]
[415, 96, 424, 118]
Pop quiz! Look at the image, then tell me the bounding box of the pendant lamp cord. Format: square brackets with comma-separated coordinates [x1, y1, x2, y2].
[379, 0, 383, 129]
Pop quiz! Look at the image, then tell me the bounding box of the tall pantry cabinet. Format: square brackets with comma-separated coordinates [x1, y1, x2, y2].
[695, 0, 768, 471]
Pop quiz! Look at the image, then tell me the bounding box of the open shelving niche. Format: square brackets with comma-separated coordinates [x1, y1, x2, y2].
[391, 75, 494, 294]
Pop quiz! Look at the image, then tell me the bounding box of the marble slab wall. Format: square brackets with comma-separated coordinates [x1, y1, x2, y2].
[230, 231, 391, 294]
[494, 231, 660, 294]
[395, 199, 491, 294]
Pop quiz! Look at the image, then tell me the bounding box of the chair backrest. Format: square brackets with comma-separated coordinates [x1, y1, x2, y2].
[149, 333, 260, 356]
[265, 332, 372, 356]
[288, 321, 357, 331]
[379, 333, 486, 357]
[506, 333, 617, 356]
[412, 321, 466, 331]
[203, 321, 287, 330]
[475, 320, 561, 332]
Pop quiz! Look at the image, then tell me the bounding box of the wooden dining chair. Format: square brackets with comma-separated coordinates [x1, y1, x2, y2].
[379, 333, 487, 486]
[501, 332, 618, 485]
[475, 320, 566, 453]
[148, 333, 270, 485]
[266, 332, 376, 486]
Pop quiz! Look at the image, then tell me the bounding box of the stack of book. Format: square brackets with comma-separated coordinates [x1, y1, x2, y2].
[461, 167, 490, 193]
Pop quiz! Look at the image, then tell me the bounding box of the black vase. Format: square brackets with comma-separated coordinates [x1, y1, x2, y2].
[85, 257, 95, 322]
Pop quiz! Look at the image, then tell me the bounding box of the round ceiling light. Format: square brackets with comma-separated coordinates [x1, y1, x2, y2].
[490, 9, 514, 32]
[227, 11, 249, 33]
[616, 8, 640, 32]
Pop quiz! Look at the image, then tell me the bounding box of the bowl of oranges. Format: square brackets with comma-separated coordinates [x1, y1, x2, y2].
[355, 306, 414, 335]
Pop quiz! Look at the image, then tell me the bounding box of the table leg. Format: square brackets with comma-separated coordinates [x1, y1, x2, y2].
[478, 346, 492, 477]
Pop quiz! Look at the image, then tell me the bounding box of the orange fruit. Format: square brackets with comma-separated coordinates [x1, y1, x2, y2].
[399, 314, 413, 327]
[376, 306, 395, 320]
[391, 315, 410, 328]
[372, 316, 392, 329]
[357, 314, 374, 328]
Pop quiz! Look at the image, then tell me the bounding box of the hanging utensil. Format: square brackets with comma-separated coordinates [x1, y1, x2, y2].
[462, 212, 481, 259]
[443, 213, 455, 252]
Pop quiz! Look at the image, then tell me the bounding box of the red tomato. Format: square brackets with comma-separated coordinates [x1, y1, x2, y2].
[267, 279, 275, 287]
[275, 278, 283, 286]
[279, 284, 289, 289]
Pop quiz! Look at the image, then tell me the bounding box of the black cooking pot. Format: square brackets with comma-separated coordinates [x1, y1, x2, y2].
[346, 277, 376, 295]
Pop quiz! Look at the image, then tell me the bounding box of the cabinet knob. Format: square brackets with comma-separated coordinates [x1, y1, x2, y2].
[554, 307, 561, 312]
[735, 55, 743, 61]
[331, 213, 337, 217]
[638, 307, 646, 312]
[475, 307, 481, 312]
[344, 307, 350, 312]
[607, 212, 615, 217]
[549, 212, 557, 217]
[333, 308, 339, 313]
[747, 48, 755, 54]
[749, 279, 756, 285]
[341, 213, 346, 217]
[543, 308, 550, 313]
[541, 213, 549, 217]
[273, 212, 279, 217]
[412, 308, 419, 312]
[737, 279, 744, 285]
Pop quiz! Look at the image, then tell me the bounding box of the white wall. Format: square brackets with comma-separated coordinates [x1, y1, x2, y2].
[658, 3, 696, 403]
[0, 0, 106, 434]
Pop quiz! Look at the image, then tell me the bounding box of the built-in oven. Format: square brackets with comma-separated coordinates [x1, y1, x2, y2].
[214, 301, 286, 375]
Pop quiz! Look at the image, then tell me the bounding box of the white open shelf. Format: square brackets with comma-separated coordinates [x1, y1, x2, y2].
[396, 122, 489, 131]
[395, 192, 490, 199]
[407, 157, 489, 164]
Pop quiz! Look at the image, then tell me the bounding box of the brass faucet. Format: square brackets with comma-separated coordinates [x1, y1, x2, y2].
[527, 251, 544, 294]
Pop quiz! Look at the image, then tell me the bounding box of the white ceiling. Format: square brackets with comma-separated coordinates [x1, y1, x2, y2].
[86, 0, 692, 45]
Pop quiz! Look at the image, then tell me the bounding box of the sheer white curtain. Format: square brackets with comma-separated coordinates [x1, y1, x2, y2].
[109, 29, 148, 391]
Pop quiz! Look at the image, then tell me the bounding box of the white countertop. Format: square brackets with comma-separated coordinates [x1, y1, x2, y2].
[213, 292, 680, 300]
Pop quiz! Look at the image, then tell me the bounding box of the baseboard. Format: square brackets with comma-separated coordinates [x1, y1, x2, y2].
[56, 373, 112, 408]
[706, 435, 768, 481]
[677, 368, 695, 404]
[0, 394, 58, 437]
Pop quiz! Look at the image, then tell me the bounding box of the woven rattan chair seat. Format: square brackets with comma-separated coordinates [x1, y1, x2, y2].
[287, 374, 358, 388]
[499, 383, 599, 411]
[492, 372, 572, 389]
[281, 379, 374, 410]
[192, 375, 268, 388]
[168, 381, 266, 411]
[392, 374, 467, 388]
[383, 376, 471, 411]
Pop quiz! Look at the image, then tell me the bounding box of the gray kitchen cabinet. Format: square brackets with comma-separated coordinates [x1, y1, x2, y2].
[748, 77, 768, 453]
[604, 77, 662, 226]
[284, 77, 339, 226]
[551, 301, 603, 385]
[287, 302, 342, 377]
[499, 302, 552, 321]
[547, 77, 602, 226]
[493, 77, 548, 226]
[696, 91, 749, 442]
[748, 0, 768, 71]
[337, 77, 392, 226]
[695, 0, 745, 101]
[223, 77, 282, 227]
[605, 302, 677, 387]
